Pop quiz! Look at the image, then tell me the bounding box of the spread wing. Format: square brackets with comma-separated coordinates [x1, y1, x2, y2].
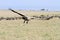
[9, 8, 25, 16]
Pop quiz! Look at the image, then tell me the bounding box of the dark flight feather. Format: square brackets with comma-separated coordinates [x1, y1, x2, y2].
[9, 9, 25, 16]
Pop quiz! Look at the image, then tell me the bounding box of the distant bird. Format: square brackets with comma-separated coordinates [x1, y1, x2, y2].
[9, 8, 30, 24]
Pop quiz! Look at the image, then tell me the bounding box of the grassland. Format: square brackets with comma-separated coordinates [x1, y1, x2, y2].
[0, 10, 60, 40]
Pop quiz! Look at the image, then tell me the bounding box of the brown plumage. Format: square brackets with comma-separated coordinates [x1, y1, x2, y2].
[9, 8, 29, 24]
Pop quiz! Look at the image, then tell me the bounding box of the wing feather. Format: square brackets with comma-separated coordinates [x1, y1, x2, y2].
[9, 8, 25, 16]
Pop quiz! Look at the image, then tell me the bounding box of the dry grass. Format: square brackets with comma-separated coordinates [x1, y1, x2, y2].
[0, 10, 60, 40]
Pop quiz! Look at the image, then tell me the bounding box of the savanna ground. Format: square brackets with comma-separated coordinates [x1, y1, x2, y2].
[0, 10, 60, 40]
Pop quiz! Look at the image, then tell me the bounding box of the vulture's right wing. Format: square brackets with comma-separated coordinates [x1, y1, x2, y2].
[9, 8, 25, 16]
